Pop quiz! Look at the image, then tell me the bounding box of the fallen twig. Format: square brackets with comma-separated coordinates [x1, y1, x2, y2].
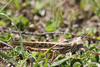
[0, 40, 13, 49]
[0, 48, 13, 50]
[0, 30, 100, 41]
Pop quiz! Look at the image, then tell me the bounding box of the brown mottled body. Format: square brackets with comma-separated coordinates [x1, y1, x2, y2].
[10, 41, 71, 47]
[10, 41, 84, 54]
[10, 41, 84, 62]
[10, 41, 72, 53]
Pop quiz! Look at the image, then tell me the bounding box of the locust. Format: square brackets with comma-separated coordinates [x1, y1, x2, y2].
[0, 36, 85, 62]
[10, 37, 85, 61]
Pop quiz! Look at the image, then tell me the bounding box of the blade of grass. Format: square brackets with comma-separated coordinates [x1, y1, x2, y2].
[53, 0, 55, 22]
[43, 46, 54, 56]
[13, 0, 20, 10]
[0, 0, 12, 12]
[20, 57, 30, 67]
[51, 55, 72, 67]
[0, 52, 19, 65]
[0, 13, 25, 59]
[34, 52, 42, 67]
[43, 54, 50, 67]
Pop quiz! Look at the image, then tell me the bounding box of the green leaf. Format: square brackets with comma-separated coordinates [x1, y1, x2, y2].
[0, 21, 3, 26]
[89, 44, 98, 51]
[45, 25, 54, 31]
[83, 41, 88, 47]
[53, 21, 60, 28]
[13, 46, 22, 54]
[51, 56, 72, 67]
[18, 16, 29, 25]
[0, 35, 7, 41]
[13, 0, 21, 10]
[0, 52, 19, 65]
[86, 64, 98, 67]
[45, 21, 61, 31]
[11, 51, 17, 58]
[13, 16, 29, 30]
[32, 1, 45, 14]
[91, 57, 97, 62]
[0, 32, 13, 42]
[92, 26, 97, 34]
[86, 51, 91, 58]
[53, 38, 59, 42]
[6, 32, 13, 41]
[31, 52, 37, 57]
[80, 1, 87, 8]
[46, 20, 52, 25]
[35, 1, 44, 10]
[35, 35, 41, 38]
[73, 62, 81, 67]
[64, 34, 72, 39]
[97, 36, 100, 40]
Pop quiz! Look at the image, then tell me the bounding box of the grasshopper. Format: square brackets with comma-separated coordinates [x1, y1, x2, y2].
[10, 37, 84, 54]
